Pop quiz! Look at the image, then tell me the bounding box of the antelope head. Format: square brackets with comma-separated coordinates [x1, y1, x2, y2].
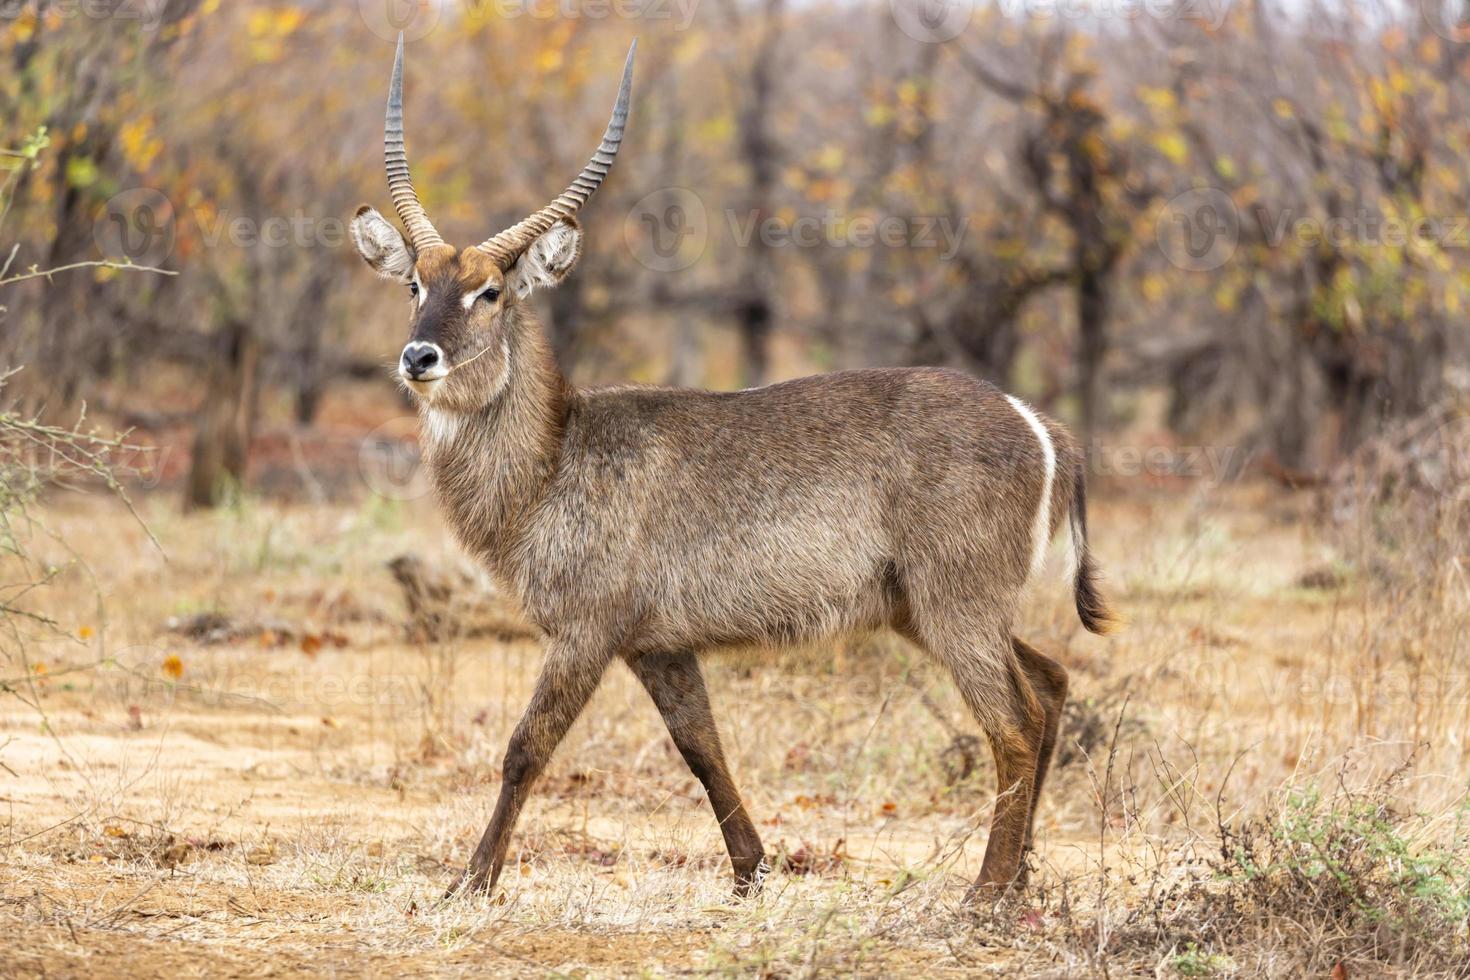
[352, 35, 635, 408]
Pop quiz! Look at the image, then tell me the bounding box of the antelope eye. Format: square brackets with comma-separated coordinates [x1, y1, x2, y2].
[408, 282, 419, 297]
[479, 287, 500, 303]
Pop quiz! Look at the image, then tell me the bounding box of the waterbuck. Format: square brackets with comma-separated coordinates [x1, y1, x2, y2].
[351, 36, 1116, 903]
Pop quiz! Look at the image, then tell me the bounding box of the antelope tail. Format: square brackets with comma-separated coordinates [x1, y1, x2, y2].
[1069, 461, 1120, 636]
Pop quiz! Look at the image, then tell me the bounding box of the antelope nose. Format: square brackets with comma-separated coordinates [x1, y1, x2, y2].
[401, 343, 441, 379]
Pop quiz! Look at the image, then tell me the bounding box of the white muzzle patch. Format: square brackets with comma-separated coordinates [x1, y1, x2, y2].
[400, 340, 448, 395]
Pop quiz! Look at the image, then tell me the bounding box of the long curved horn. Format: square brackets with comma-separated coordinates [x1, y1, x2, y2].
[384, 33, 445, 253]
[478, 39, 636, 267]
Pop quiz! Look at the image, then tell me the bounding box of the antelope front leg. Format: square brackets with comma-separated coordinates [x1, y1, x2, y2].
[450, 638, 612, 898]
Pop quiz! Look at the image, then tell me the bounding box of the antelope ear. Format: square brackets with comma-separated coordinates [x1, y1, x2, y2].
[351, 205, 415, 282]
[506, 217, 582, 299]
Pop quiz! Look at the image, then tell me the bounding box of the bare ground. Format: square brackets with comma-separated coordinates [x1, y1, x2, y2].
[3, 484, 1467, 976]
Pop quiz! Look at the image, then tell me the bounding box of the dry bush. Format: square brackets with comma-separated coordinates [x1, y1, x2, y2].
[0, 369, 158, 683]
[1202, 765, 1470, 973]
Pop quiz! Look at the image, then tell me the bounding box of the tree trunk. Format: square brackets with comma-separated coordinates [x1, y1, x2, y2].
[184, 319, 259, 510]
[731, 0, 784, 387]
[1075, 265, 1109, 442]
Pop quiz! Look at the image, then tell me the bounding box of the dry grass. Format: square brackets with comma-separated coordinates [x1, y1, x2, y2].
[1, 479, 1467, 977]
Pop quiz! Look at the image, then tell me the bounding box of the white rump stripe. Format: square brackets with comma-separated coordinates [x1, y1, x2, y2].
[1006, 394, 1056, 580]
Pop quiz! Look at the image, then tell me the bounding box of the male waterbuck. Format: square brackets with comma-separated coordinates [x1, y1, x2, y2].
[351, 36, 1116, 903]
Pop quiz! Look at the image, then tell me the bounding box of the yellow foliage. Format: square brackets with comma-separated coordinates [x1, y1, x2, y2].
[865, 104, 894, 127]
[817, 145, 845, 172]
[245, 5, 304, 62]
[246, 7, 305, 38]
[1141, 273, 1166, 304]
[120, 117, 164, 173]
[1153, 131, 1188, 166]
[12, 8, 36, 43]
[1214, 283, 1239, 313]
[1137, 86, 1177, 114]
[695, 115, 734, 144]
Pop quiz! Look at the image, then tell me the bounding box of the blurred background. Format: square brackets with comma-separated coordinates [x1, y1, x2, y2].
[3, 0, 1467, 505]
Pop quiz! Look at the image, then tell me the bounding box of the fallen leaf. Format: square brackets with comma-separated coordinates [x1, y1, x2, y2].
[103, 824, 129, 838]
[161, 655, 184, 679]
[300, 634, 323, 657]
[78, 625, 94, 640]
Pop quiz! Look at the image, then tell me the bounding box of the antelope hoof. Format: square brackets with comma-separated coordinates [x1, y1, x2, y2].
[963, 876, 1026, 909]
[443, 867, 493, 901]
[732, 857, 770, 899]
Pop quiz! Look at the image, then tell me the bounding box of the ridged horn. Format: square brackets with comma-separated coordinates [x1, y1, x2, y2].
[477, 39, 636, 267]
[384, 33, 445, 253]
